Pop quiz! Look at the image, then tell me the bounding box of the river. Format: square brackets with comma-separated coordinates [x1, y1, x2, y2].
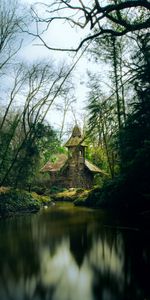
[0, 202, 150, 300]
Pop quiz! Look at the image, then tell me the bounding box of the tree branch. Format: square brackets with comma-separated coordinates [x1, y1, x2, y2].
[29, 0, 150, 52]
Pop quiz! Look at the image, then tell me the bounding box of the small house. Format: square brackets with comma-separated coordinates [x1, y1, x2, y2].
[41, 125, 106, 189]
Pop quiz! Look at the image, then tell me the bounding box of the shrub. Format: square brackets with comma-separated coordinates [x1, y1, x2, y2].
[0, 188, 41, 216]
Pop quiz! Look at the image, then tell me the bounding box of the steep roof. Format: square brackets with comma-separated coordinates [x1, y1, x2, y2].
[85, 160, 107, 175]
[41, 155, 106, 175]
[40, 154, 67, 173]
[64, 125, 87, 147]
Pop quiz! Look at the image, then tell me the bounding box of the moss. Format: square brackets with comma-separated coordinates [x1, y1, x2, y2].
[31, 192, 51, 205]
[52, 189, 77, 202]
[52, 188, 90, 203]
[0, 187, 51, 217]
[74, 190, 90, 206]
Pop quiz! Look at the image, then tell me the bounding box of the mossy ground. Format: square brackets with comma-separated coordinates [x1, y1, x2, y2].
[52, 188, 91, 205]
[0, 187, 51, 217]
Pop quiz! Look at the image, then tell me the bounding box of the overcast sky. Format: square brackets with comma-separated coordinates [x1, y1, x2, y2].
[18, 0, 94, 134]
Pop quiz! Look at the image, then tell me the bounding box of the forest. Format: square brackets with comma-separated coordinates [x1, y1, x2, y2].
[0, 0, 150, 218]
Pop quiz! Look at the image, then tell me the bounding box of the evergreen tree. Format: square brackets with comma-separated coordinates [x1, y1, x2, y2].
[120, 32, 150, 203]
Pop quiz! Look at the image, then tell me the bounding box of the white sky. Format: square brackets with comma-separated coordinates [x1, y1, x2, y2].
[19, 0, 93, 134]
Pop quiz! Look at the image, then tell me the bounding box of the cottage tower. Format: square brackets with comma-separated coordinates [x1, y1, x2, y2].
[64, 125, 87, 187]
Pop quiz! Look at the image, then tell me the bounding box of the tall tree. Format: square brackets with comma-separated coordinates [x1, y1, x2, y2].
[89, 34, 127, 130]
[0, 60, 72, 187]
[115, 32, 150, 205]
[121, 33, 150, 170]
[0, 0, 26, 72]
[86, 74, 118, 177]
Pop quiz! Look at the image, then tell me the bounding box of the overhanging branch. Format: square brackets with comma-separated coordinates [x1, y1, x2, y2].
[29, 0, 150, 52]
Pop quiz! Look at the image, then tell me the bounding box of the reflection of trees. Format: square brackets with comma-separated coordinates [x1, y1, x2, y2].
[88, 228, 124, 300]
[122, 231, 150, 300]
[88, 228, 150, 300]
[69, 224, 92, 267]
[0, 216, 40, 300]
[0, 216, 40, 278]
[0, 208, 150, 300]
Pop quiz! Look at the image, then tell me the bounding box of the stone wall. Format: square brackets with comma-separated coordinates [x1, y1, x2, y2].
[51, 166, 94, 189]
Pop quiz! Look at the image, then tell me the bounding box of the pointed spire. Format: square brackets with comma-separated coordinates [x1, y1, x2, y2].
[72, 125, 82, 137]
[64, 124, 86, 147]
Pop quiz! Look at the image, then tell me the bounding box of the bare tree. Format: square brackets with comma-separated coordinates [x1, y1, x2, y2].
[0, 64, 26, 131]
[0, 60, 73, 186]
[0, 0, 27, 71]
[30, 0, 150, 52]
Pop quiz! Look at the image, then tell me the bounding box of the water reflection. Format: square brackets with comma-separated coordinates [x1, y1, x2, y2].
[0, 203, 150, 300]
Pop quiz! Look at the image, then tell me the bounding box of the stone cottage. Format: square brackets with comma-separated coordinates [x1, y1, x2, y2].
[41, 125, 106, 188]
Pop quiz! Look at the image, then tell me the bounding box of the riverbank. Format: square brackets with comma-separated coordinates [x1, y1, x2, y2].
[0, 187, 51, 217]
[52, 188, 90, 203]
[51, 187, 150, 228]
[1, 185, 150, 228]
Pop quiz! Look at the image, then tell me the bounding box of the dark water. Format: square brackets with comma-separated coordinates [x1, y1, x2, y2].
[0, 202, 150, 300]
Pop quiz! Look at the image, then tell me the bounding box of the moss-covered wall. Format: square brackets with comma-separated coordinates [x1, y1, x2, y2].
[50, 165, 94, 189]
[48, 145, 94, 189]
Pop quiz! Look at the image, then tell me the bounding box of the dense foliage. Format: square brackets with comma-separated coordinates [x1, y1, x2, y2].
[85, 32, 150, 212]
[119, 33, 150, 206]
[0, 188, 40, 216]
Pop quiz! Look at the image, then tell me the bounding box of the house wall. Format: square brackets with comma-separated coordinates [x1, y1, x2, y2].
[50, 166, 94, 189]
[49, 146, 94, 189]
